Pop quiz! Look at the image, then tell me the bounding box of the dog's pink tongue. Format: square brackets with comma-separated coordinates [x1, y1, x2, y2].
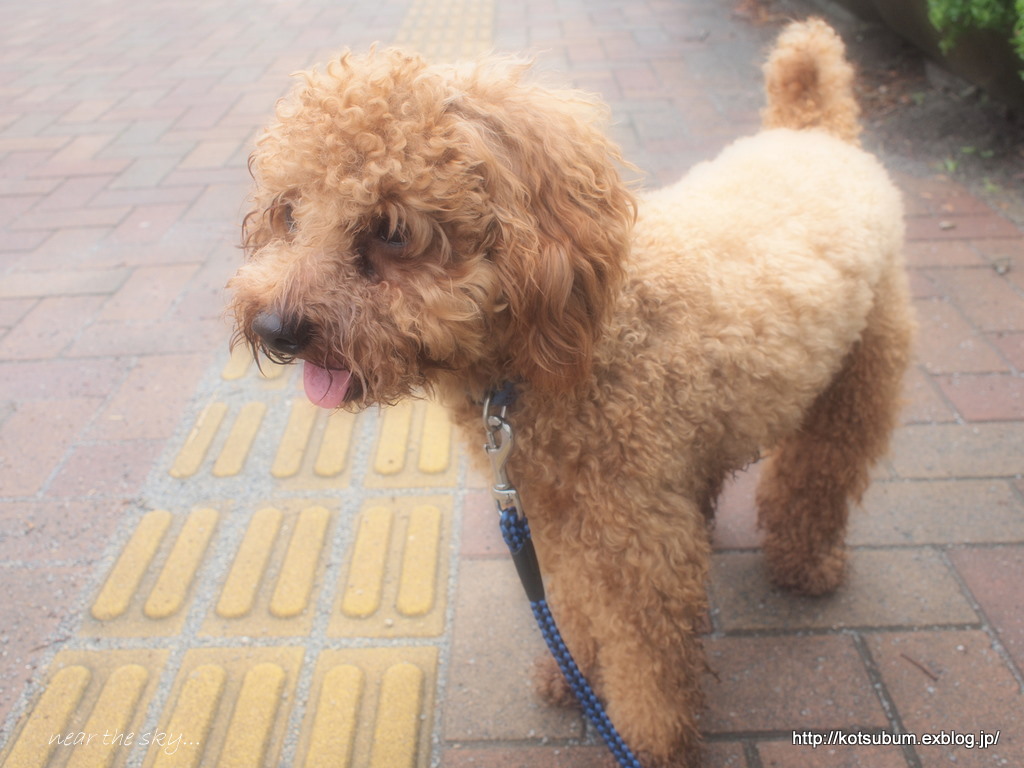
[303, 362, 352, 409]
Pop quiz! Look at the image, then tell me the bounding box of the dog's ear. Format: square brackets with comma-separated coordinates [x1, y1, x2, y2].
[447, 63, 636, 393]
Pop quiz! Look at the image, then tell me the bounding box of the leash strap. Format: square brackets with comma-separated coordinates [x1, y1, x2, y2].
[484, 387, 644, 768]
[498, 508, 644, 768]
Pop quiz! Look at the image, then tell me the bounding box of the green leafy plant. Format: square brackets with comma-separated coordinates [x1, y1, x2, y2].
[927, 0, 1024, 75]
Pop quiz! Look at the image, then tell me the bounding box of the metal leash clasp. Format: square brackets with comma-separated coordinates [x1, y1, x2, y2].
[483, 391, 523, 517]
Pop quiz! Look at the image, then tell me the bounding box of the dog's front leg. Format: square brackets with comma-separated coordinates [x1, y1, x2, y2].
[542, 503, 711, 768]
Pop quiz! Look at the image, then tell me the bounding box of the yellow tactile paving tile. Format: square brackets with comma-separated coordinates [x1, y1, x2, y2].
[212, 401, 266, 477]
[214, 507, 283, 620]
[331, 496, 451, 638]
[272, 404, 360, 490]
[395, 0, 495, 59]
[220, 345, 289, 384]
[143, 647, 302, 768]
[297, 647, 437, 768]
[91, 510, 173, 622]
[0, 650, 167, 768]
[202, 502, 335, 637]
[86, 509, 219, 637]
[169, 402, 228, 479]
[169, 397, 359, 488]
[365, 399, 458, 488]
[169, 363, 455, 488]
[145, 508, 219, 620]
[268, 505, 330, 618]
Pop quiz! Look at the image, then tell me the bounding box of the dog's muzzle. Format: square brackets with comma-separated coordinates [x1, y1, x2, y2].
[251, 311, 309, 357]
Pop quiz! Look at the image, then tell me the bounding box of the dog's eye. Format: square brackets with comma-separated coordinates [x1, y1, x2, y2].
[375, 220, 408, 249]
[270, 200, 297, 237]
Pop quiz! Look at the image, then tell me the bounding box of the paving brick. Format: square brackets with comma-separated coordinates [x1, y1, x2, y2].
[900, 365, 957, 424]
[10, 204, 130, 231]
[704, 742, 749, 767]
[948, 545, 1024, 669]
[905, 213, 1021, 241]
[865, 631, 1022, 767]
[890, 422, 1024, 478]
[0, 295, 106, 360]
[91, 184, 204, 209]
[168, 255, 237, 326]
[854, 479, 1024, 546]
[0, 499, 129, 563]
[108, 155, 184, 190]
[58, 97, 118, 124]
[162, 166, 251, 188]
[989, 331, 1024, 368]
[0, 565, 91, 727]
[757, 740, 908, 767]
[0, 268, 129, 299]
[904, 240, 985, 268]
[461, 489, 506, 557]
[106, 203, 190, 246]
[913, 298, 1008, 374]
[181, 182, 249, 223]
[47, 439, 162, 498]
[907, 270, 944, 300]
[97, 264, 199, 323]
[31, 174, 112, 212]
[16, 227, 113, 272]
[0, 150, 53, 184]
[702, 635, 887, 733]
[445, 559, 584, 742]
[0, 359, 121, 401]
[442, 746, 617, 767]
[91, 353, 209, 440]
[969, 237, 1021, 269]
[906, 181, 995, 217]
[178, 139, 245, 169]
[925, 267, 1024, 333]
[64, 316, 228, 357]
[0, 398, 98, 496]
[0, 193, 39, 228]
[0, 298, 35, 329]
[0, 227, 50, 253]
[935, 373, 1024, 421]
[712, 463, 761, 550]
[711, 548, 976, 631]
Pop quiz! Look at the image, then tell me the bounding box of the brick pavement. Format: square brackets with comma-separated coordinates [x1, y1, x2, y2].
[1, 0, 1022, 767]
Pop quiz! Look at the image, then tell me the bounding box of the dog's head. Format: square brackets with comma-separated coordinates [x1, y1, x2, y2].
[229, 49, 635, 408]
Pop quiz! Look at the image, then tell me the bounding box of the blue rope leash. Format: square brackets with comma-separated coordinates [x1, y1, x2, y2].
[499, 507, 644, 768]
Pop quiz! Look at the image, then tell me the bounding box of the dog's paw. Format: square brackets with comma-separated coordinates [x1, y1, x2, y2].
[531, 654, 578, 709]
[766, 544, 847, 596]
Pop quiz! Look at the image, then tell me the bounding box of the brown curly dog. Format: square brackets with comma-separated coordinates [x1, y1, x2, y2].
[229, 18, 913, 767]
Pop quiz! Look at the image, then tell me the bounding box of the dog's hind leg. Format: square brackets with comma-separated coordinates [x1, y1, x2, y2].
[756, 267, 913, 595]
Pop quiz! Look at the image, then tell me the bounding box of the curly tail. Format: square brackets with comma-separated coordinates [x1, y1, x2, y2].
[762, 18, 861, 144]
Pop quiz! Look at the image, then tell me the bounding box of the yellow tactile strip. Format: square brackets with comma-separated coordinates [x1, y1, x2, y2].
[2, 647, 437, 768]
[80, 495, 452, 639]
[168, 375, 456, 489]
[297, 647, 438, 768]
[144, 647, 303, 768]
[331, 496, 452, 638]
[2, 650, 167, 768]
[87, 508, 219, 637]
[395, 0, 496, 59]
[169, 398, 361, 487]
[201, 502, 335, 637]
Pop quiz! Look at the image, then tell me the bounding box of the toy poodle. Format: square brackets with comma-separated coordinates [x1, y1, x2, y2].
[229, 18, 913, 767]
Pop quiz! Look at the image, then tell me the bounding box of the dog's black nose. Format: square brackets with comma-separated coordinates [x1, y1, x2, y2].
[251, 311, 308, 356]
